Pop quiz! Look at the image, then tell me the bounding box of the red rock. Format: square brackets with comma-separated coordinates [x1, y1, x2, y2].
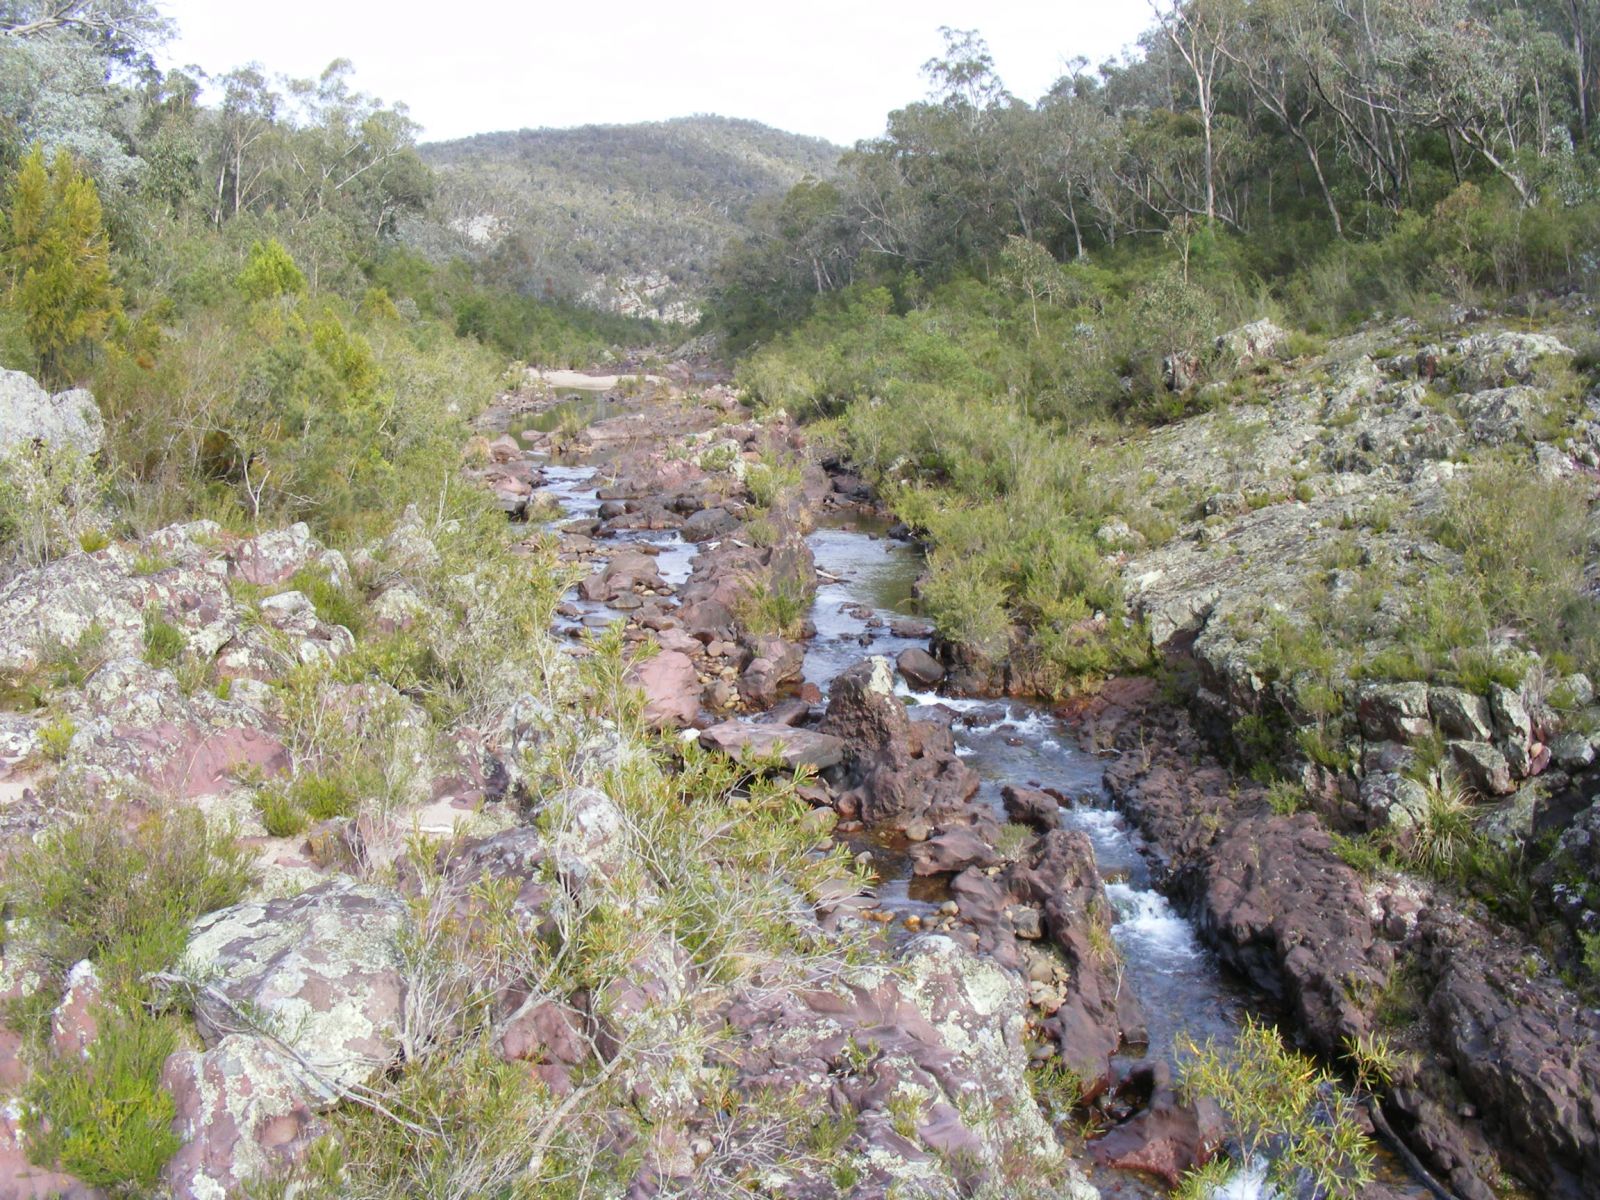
[48, 961, 101, 1061]
[629, 650, 700, 729]
[1091, 1091, 1224, 1186]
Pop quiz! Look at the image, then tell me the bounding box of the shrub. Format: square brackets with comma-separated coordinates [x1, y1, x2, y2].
[1389, 773, 1477, 877]
[254, 764, 379, 837]
[4, 804, 255, 994]
[745, 515, 778, 548]
[1581, 929, 1600, 983]
[1177, 1016, 1375, 1200]
[919, 554, 1011, 661]
[37, 714, 75, 762]
[289, 566, 366, 639]
[736, 577, 808, 639]
[745, 454, 802, 508]
[25, 1009, 181, 1188]
[0, 443, 107, 568]
[141, 604, 185, 668]
[237, 238, 307, 302]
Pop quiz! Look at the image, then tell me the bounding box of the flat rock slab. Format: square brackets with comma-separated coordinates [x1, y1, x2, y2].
[699, 721, 846, 771]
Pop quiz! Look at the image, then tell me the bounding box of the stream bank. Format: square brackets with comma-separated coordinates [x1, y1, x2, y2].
[481, 370, 1436, 1200]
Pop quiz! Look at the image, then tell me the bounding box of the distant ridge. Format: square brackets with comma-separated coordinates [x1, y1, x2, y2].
[411, 115, 840, 323]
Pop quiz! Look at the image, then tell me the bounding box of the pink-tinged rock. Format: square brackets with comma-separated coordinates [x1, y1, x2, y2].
[497, 998, 591, 1095]
[655, 626, 700, 656]
[897, 647, 945, 689]
[629, 650, 701, 729]
[0, 1100, 99, 1200]
[160, 1035, 321, 1200]
[228, 523, 322, 587]
[0, 1028, 25, 1093]
[910, 826, 999, 876]
[1091, 1091, 1224, 1187]
[48, 961, 101, 1061]
[155, 725, 290, 799]
[698, 722, 846, 771]
[486, 435, 522, 463]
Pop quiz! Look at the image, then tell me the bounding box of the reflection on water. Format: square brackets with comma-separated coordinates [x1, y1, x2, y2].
[516, 394, 629, 439]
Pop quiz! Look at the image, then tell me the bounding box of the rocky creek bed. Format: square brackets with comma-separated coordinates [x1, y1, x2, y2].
[483, 374, 1449, 1200]
[3, 356, 1593, 1198]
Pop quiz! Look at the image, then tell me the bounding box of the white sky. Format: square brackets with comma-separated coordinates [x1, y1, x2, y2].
[156, 1, 1152, 146]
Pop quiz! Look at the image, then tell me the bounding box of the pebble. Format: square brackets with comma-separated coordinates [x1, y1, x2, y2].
[939, 900, 959, 916]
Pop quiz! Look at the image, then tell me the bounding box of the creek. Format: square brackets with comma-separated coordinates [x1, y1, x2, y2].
[530, 456, 1271, 1198]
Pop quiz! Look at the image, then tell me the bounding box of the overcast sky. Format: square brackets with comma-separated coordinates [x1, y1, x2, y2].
[157, 1, 1152, 147]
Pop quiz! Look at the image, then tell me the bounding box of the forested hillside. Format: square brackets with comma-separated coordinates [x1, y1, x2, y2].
[0, 6, 656, 543]
[417, 117, 840, 321]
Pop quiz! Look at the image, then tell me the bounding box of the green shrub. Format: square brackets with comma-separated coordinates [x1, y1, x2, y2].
[919, 554, 1011, 660]
[288, 566, 366, 639]
[1177, 1016, 1375, 1200]
[736, 577, 808, 639]
[37, 715, 75, 763]
[4, 805, 255, 994]
[0, 443, 107, 569]
[1389, 774, 1477, 877]
[25, 1009, 181, 1188]
[254, 764, 378, 837]
[745, 455, 802, 508]
[1581, 930, 1600, 982]
[141, 604, 185, 668]
[237, 238, 307, 302]
[745, 515, 778, 548]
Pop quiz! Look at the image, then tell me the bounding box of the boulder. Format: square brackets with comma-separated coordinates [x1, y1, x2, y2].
[175, 881, 409, 1100]
[1091, 1089, 1225, 1187]
[1453, 331, 1571, 391]
[1450, 740, 1516, 797]
[698, 721, 846, 771]
[896, 646, 945, 689]
[910, 825, 999, 876]
[1002, 784, 1060, 832]
[1431, 688, 1494, 742]
[628, 650, 700, 729]
[161, 1034, 321, 1200]
[820, 657, 980, 829]
[1215, 319, 1288, 365]
[227, 523, 325, 587]
[1356, 682, 1431, 743]
[0, 370, 103, 456]
[682, 507, 740, 542]
[1458, 386, 1548, 446]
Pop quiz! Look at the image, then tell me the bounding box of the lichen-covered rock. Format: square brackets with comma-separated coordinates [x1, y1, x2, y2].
[1215, 318, 1288, 365]
[820, 657, 980, 830]
[1451, 740, 1516, 797]
[0, 369, 103, 456]
[1452, 330, 1571, 391]
[1431, 687, 1494, 741]
[1458, 386, 1550, 446]
[226, 523, 327, 587]
[1356, 681, 1431, 743]
[160, 1034, 321, 1200]
[61, 656, 288, 798]
[176, 881, 409, 1100]
[0, 1097, 98, 1200]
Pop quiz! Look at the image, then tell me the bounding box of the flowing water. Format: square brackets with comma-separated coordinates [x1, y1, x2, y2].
[529, 455, 1410, 1200]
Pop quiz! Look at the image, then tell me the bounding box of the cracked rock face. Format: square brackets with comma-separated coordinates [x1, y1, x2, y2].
[177, 880, 409, 1100]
